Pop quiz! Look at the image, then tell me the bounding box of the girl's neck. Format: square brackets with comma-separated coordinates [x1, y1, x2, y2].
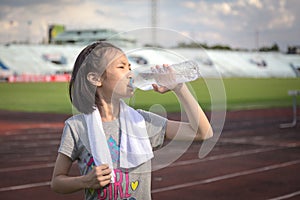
[97, 98, 120, 122]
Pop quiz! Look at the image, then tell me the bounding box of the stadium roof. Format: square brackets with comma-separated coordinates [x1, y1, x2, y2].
[51, 28, 136, 47]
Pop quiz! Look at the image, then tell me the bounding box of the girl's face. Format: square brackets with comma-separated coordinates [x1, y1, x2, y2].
[100, 53, 134, 99]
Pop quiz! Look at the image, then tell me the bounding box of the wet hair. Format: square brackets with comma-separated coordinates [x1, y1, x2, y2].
[69, 41, 123, 114]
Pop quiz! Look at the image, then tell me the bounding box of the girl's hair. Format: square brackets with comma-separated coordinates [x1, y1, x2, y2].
[69, 41, 122, 114]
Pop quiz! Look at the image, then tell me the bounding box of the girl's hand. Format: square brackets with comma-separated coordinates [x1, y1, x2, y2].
[152, 64, 183, 93]
[152, 83, 170, 93]
[83, 164, 112, 189]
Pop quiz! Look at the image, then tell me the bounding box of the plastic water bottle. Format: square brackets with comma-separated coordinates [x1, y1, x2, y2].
[132, 60, 201, 90]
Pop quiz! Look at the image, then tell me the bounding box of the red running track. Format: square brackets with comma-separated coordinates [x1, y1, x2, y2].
[0, 108, 299, 200]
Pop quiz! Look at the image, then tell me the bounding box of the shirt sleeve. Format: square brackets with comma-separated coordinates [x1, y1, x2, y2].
[58, 122, 79, 162]
[137, 109, 167, 149]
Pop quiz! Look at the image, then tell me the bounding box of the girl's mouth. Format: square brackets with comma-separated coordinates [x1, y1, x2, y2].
[129, 78, 134, 89]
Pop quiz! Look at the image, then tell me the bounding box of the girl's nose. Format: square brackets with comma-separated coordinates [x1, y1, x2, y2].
[127, 70, 133, 79]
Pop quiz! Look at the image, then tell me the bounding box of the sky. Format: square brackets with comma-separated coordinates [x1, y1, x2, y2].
[0, 0, 299, 51]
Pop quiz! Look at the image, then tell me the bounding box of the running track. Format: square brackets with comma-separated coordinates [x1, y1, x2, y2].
[0, 108, 299, 200]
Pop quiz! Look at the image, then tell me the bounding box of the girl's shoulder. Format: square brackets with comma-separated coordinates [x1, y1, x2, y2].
[65, 113, 85, 123]
[63, 113, 91, 152]
[64, 113, 87, 132]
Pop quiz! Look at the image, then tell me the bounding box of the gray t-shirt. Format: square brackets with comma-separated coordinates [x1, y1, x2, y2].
[58, 109, 167, 200]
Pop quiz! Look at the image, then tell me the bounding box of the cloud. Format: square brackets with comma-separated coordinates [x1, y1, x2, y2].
[248, 0, 263, 9]
[182, 1, 197, 9]
[0, 0, 299, 50]
[267, 13, 294, 29]
[179, 0, 299, 47]
[266, 0, 295, 29]
[0, 0, 151, 43]
[181, 0, 296, 30]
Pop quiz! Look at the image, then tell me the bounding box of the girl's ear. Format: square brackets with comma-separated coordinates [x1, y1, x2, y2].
[87, 72, 102, 86]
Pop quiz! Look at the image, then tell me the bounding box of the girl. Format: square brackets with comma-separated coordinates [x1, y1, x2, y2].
[51, 41, 213, 200]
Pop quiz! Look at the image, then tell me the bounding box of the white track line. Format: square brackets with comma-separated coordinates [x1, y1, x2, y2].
[152, 159, 300, 193]
[0, 147, 282, 173]
[0, 163, 55, 173]
[169, 146, 284, 168]
[267, 190, 300, 200]
[4, 127, 63, 136]
[2, 159, 298, 193]
[0, 147, 297, 192]
[0, 181, 51, 192]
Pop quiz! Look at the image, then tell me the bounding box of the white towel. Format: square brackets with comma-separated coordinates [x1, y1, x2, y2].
[84, 100, 153, 183]
[119, 100, 154, 168]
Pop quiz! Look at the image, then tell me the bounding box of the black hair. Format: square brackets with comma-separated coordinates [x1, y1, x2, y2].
[69, 41, 122, 114]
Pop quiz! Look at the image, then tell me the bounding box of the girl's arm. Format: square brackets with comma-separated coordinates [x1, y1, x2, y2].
[51, 153, 112, 194]
[153, 82, 213, 141]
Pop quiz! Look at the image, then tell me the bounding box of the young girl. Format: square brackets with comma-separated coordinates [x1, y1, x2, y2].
[51, 41, 213, 200]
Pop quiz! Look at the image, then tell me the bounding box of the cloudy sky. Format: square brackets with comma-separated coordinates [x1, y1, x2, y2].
[0, 0, 299, 51]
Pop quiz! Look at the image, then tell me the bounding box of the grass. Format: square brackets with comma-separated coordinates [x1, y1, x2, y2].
[0, 78, 299, 114]
[220, 78, 300, 110]
[0, 82, 71, 114]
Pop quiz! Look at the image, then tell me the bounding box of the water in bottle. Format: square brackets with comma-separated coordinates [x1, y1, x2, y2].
[132, 60, 201, 90]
